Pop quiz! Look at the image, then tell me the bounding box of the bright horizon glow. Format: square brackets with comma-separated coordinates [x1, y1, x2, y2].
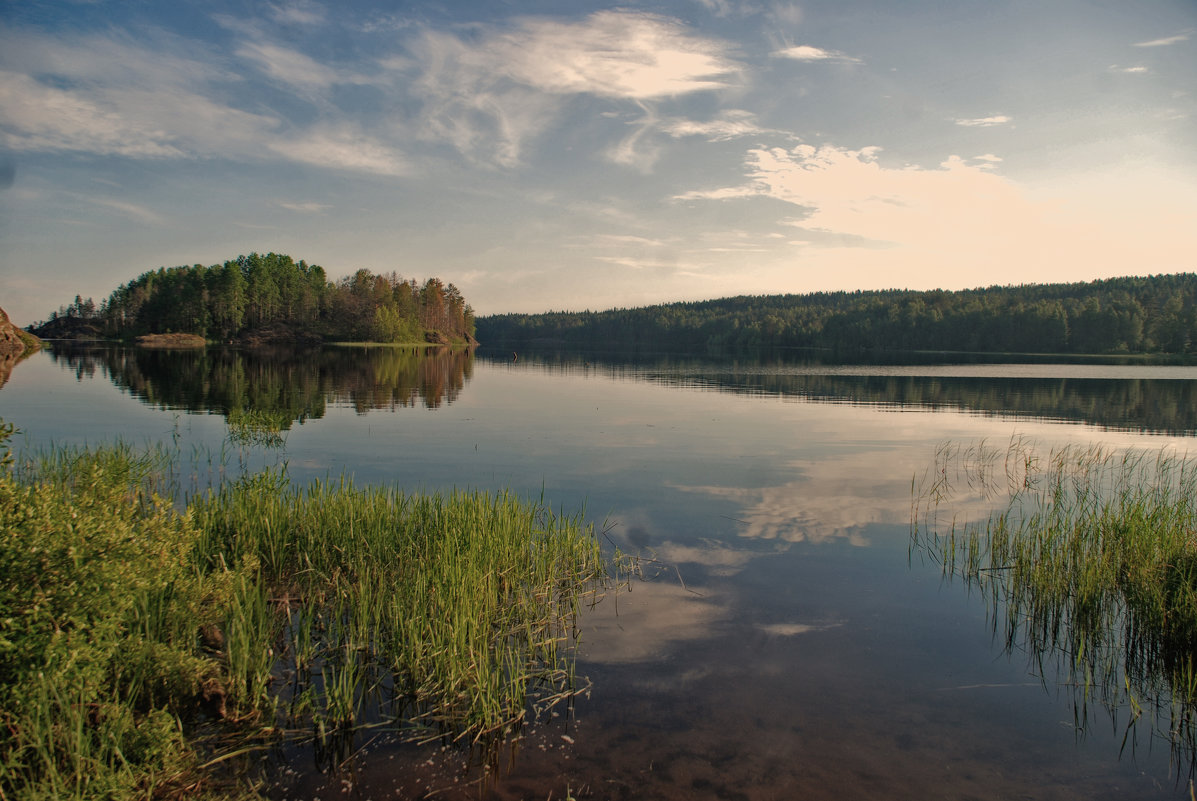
[1, 1, 1194, 326]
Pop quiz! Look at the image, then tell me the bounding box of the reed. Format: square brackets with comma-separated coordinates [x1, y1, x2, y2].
[191, 473, 609, 742]
[0, 420, 616, 799]
[912, 438, 1197, 764]
[225, 409, 289, 449]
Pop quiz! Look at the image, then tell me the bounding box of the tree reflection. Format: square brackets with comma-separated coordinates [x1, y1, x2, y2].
[44, 343, 475, 428]
[483, 349, 1197, 435]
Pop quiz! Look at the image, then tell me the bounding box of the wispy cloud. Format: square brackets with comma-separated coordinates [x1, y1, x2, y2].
[0, 25, 283, 160]
[772, 45, 861, 63]
[663, 109, 772, 141]
[583, 234, 670, 248]
[0, 71, 184, 157]
[0, 68, 279, 158]
[407, 10, 740, 167]
[268, 0, 327, 27]
[235, 41, 345, 92]
[85, 196, 164, 224]
[268, 125, 408, 175]
[278, 201, 331, 213]
[605, 102, 662, 171]
[1108, 64, 1149, 73]
[0, 23, 415, 177]
[954, 115, 1011, 127]
[1133, 31, 1191, 47]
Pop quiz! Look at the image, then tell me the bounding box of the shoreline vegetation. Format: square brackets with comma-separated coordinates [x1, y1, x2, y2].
[912, 439, 1197, 767]
[0, 421, 623, 800]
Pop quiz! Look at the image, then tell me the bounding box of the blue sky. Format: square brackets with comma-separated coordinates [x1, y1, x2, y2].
[1, 0, 1194, 326]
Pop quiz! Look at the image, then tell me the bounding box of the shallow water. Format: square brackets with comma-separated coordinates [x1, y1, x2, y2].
[4, 344, 1197, 799]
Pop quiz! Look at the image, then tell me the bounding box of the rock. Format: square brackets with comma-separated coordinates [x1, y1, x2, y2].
[0, 307, 40, 388]
[198, 677, 228, 720]
[0, 306, 40, 356]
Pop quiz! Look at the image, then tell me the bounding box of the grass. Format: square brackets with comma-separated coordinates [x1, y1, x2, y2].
[911, 437, 1197, 765]
[0, 420, 617, 800]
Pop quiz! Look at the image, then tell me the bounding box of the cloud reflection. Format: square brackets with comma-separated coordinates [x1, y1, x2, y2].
[579, 579, 727, 665]
[672, 446, 1000, 545]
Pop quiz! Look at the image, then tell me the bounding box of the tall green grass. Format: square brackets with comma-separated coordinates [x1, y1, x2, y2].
[0, 421, 616, 799]
[912, 438, 1197, 764]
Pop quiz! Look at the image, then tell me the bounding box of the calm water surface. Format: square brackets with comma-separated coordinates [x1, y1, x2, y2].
[4, 344, 1197, 799]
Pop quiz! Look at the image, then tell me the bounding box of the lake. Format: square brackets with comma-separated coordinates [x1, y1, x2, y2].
[4, 343, 1197, 799]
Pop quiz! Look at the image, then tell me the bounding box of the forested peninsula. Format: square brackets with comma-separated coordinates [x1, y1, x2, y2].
[29, 252, 477, 346]
[478, 274, 1197, 355]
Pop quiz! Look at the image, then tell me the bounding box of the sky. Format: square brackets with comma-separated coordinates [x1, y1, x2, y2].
[1, 0, 1195, 326]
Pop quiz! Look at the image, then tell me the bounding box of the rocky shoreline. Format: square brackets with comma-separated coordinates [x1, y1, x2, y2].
[0, 307, 41, 389]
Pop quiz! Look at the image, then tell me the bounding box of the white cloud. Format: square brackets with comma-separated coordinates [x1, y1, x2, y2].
[680, 144, 1032, 251]
[677, 142, 1197, 291]
[772, 45, 861, 63]
[1108, 64, 1149, 74]
[954, 115, 1012, 127]
[498, 11, 740, 99]
[1133, 31, 1191, 47]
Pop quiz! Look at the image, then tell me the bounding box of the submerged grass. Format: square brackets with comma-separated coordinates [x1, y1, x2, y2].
[912, 437, 1197, 767]
[0, 420, 615, 800]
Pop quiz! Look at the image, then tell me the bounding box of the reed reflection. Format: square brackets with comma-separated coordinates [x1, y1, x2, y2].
[912, 439, 1197, 776]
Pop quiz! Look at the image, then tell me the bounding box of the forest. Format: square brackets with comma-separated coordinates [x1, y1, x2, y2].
[477, 273, 1197, 355]
[31, 252, 477, 345]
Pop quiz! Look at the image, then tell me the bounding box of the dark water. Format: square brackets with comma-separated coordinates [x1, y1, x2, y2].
[5, 343, 1197, 799]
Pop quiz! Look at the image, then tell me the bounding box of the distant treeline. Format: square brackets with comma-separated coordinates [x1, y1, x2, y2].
[478, 274, 1197, 355]
[34, 253, 476, 344]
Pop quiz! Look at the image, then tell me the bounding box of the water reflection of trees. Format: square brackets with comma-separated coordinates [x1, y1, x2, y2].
[45, 344, 474, 427]
[483, 349, 1197, 435]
